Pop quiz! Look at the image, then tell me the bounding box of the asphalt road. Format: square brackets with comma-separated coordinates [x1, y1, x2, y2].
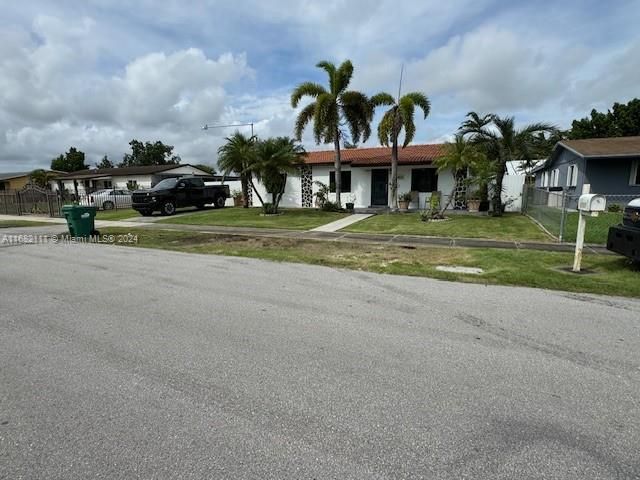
[1, 242, 639, 479]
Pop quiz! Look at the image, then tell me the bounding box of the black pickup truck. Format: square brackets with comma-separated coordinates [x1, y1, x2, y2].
[607, 198, 640, 262]
[131, 176, 229, 216]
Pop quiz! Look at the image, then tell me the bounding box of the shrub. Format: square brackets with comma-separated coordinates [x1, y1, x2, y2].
[399, 191, 413, 202]
[321, 201, 342, 212]
[608, 203, 622, 213]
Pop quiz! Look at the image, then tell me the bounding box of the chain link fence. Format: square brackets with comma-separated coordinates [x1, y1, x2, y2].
[523, 186, 639, 244]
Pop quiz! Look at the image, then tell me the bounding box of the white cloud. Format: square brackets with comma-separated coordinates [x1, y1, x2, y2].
[0, 15, 253, 170]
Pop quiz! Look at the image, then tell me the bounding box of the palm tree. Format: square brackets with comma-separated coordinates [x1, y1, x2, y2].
[433, 134, 486, 214]
[370, 91, 430, 210]
[460, 112, 556, 215]
[252, 137, 305, 213]
[291, 60, 372, 207]
[217, 132, 256, 208]
[29, 169, 54, 188]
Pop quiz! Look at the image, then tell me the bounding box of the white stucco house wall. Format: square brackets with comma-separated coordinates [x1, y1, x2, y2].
[249, 144, 455, 210]
[51, 164, 212, 195]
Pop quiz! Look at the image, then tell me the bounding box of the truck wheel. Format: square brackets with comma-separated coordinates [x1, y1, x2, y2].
[103, 201, 114, 210]
[161, 201, 176, 215]
[214, 195, 226, 209]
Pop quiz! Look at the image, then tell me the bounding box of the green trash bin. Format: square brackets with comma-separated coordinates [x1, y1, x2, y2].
[62, 205, 98, 237]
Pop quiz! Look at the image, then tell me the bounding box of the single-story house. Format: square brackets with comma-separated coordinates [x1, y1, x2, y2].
[533, 136, 640, 207]
[0, 170, 64, 191]
[52, 164, 213, 195]
[0, 172, 32, 191]
[250, 144, 456, 210]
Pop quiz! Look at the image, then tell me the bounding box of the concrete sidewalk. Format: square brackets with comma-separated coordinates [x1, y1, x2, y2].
[310, 213, 373, 232]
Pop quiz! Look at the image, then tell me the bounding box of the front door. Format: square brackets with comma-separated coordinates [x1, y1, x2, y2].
[370, 169, 388, 206]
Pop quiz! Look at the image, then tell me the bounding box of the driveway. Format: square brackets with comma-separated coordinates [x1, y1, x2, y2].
[1, 243, 639, 479]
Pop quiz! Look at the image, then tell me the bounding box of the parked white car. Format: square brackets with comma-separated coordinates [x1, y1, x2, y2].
[82, 189, 133, 210]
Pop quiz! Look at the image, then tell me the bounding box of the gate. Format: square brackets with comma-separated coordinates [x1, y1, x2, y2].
[5, 184, 62, 217]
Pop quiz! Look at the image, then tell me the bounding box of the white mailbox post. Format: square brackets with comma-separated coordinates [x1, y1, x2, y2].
[573, 191, 606, 272]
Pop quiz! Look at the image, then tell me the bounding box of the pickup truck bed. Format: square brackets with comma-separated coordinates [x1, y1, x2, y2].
[607, 199, 640, 261]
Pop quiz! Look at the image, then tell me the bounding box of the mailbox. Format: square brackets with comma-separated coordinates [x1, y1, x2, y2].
[578, 194, 606, 212]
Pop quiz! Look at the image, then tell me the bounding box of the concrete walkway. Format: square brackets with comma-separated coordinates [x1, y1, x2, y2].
[310, 213, 373, 232]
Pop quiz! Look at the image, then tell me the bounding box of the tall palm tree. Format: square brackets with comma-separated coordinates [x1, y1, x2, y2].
[460, 112, 556, 215]
[291, 60, 372, 207]
[370, 91, 430, 210]
[433, 134, 486, 214]
[217, 132, 256, 208]
[252, 137, 305, 213]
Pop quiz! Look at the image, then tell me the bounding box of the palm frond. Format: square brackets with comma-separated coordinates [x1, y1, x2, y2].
[341, 90, 372, 143]
[335, 60, 354, 93]
[294, 102, 316, 141]
[403, 92, 431, 119]
[316, 60, 337, 93]
[377, 109, 396, 146]
[370, 92, 395, 108]
[398, 96, 416, 147]
[291, 82, 327, 108]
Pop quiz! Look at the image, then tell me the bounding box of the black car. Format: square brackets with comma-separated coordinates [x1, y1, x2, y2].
[131, 176, 230, 216]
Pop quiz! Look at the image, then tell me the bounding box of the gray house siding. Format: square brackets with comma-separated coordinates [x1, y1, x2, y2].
[585, 156, 640, 195]
[534, 149, 586, 194]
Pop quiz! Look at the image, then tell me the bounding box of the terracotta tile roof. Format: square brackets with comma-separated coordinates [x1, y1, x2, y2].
[560, 136, 640, 157]
[303, 144, 444, 166]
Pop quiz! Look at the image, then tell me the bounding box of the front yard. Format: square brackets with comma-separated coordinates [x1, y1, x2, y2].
[562, 211, 622, 244]
[343, 212, 552, 242]
[101, 227, 640, 298]
[158, 207, 349, 230]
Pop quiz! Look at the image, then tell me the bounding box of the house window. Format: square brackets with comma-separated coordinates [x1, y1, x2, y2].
[126, 180, 138, 191]
[411, 168, 438, 192]
[541, 172, 548, 188]
[631, 161, 640, 186]
[566, 165, 578, 187]
[329, 171, 351, 192]
[550, 169, 560, 187]
[104, 180, 113, 189]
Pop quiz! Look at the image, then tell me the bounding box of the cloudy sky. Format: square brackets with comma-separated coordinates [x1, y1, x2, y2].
[1, 0, 639, 171]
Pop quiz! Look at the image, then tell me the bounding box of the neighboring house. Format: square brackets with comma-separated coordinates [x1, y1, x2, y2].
[250, 144, 453, 210]
[51, 164, 213, 196]
[533, 136, 640, 207]
[0, 172, 31, 191]
[0, 171, 63, 191]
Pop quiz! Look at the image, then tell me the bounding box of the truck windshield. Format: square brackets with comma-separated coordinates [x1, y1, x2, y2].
[151, 178, 178, 190]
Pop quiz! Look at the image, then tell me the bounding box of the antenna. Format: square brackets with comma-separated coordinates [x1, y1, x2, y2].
[397, 63, 404, 101]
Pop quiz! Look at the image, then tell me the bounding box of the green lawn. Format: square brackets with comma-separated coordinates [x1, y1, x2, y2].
[100, 227, 640, 298]
[0, 219, 54, 228]
[158, 207, 349, 230]
[95, 208, 138, 221]
[344, 212, 551, 242]
[562, 211, 623, 244]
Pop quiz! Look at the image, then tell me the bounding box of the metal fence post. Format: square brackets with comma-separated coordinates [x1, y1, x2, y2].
[558, 192, 566, 243]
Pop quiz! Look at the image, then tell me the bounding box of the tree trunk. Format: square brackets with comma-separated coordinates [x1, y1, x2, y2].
[493, 162, 506, 216]
[248, 176, 264, 207]
[241, 173, 249, 208]
[390, 136, 399, 211]
[334, 134, 342, 208]
[439, 180, 458, 216]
